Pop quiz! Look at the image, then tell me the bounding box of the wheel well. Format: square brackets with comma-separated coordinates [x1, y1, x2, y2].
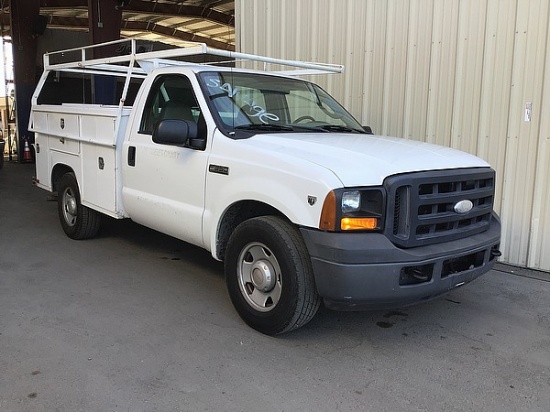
[51, 164, 74, 192]
[217, 200, 285, 261]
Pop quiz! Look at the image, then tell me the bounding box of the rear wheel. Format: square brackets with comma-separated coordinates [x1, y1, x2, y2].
[57, 172, 101, 239]
[225, 216, 320, 335]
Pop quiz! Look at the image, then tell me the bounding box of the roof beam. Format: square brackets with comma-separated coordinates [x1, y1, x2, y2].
[122, 20, 233, 50]
[38, 0, 234, 26]
[1, 1, 235, 47]
[42, 15, 233, 50]
[126, 0, 234, 26]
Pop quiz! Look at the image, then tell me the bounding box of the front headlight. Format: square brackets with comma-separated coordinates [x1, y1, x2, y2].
[320, 188, 386, 231]
[342, 190, 361, 213]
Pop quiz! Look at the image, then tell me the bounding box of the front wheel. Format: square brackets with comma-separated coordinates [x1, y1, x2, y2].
[225, 216, 320, 335]
[57, 172, 101, 239]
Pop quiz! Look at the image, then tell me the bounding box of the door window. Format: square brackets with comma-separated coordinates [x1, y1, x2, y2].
[139, 75, 203, 137]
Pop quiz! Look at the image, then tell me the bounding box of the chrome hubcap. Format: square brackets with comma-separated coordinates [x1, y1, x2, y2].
[62, 189, 78, 226]
[237, 242, 282, 312]
[251, 261, 276, 292]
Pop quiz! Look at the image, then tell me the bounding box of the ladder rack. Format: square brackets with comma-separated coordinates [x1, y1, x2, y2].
[42, 38, 344, 77]
[31, 38, 344, 144]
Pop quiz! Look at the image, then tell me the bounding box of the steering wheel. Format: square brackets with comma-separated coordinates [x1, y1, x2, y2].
[293, 115, 316, 124]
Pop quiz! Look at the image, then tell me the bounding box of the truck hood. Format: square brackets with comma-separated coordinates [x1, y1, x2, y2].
[244, 133, 490, 186]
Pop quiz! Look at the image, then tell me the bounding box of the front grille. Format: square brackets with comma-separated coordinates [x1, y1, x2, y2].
[384, 168, 495, 248]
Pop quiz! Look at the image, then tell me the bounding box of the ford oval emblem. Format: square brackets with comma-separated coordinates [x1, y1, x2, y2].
[454, 199, 474, 214]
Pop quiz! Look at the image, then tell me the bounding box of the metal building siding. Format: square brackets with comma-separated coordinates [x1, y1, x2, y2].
[381, 0, 409, 138]
[501, 0, 549, 267]
[401, 0, 433, 141]
[450, 1, 487, 155]
[476, 0, 516, 215]
[236, 0, 550, 272]
[425, 0, 459, 147]
[529, 14, 550, 270]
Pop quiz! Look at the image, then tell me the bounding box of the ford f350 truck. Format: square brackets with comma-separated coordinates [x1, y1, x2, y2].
[30, 39, 501, 334]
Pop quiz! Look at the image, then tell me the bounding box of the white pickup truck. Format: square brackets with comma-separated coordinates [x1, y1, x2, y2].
[31, 39, 501, 334]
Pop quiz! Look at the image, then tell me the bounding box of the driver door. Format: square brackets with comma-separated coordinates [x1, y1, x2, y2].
[122, 74, 208, 247]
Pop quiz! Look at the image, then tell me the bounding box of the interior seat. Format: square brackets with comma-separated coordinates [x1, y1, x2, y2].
[161, 99, 194, 122]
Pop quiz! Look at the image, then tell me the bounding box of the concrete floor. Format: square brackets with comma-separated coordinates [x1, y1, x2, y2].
[1, 161, 549, 412]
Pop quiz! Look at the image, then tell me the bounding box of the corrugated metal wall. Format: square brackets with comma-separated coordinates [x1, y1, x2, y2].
[236, 0, 550, 272]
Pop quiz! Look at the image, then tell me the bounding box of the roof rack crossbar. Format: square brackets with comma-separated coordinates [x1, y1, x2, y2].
[42, 38, 344, 75]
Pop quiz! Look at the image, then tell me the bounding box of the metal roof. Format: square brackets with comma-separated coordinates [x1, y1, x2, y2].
[0, 0, 235, 50]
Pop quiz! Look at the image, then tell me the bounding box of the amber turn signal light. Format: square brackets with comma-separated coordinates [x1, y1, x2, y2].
[341, 217, 378, 230]
[319, 190, 337, 231]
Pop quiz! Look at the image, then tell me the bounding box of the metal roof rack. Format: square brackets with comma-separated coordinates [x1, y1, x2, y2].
[31, 38, 344, 139]
[42, 38, 344, 76]
[34, 37, 343, 102]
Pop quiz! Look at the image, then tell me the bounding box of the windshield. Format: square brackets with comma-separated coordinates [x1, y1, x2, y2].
[198, 71, 366, 136]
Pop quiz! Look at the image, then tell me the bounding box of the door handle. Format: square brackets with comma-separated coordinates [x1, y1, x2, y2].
[128, 146, 136, 167]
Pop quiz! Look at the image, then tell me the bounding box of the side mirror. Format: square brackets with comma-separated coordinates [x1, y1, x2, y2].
[153, 119, 197, 146]
[363, 125, 374, 135]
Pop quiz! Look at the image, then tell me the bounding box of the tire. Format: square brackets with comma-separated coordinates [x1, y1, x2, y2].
[225, 216, 320, 335]
[57, 172, 101, 240]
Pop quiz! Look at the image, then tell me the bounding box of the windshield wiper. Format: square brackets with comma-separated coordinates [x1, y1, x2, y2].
[317, 125, 364, 133]
[234, 124, 294, 132]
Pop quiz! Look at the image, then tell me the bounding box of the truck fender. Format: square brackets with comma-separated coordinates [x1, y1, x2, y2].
[205, 177, 330, 261]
